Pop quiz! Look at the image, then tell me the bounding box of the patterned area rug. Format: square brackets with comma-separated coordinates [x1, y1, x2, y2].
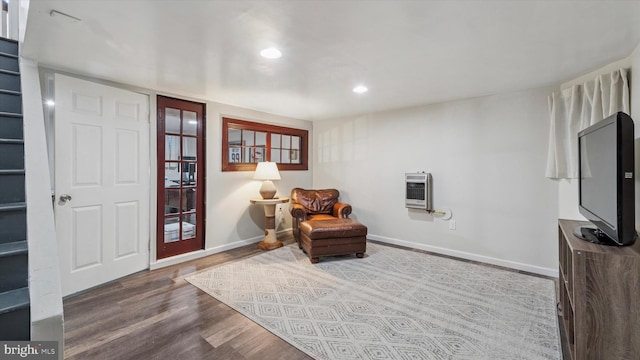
[186, 243, 561, 360]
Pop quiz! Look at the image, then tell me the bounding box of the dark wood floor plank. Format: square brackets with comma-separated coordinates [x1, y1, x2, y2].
[203, 311, 256, 347]
[63, 235, 312, 360]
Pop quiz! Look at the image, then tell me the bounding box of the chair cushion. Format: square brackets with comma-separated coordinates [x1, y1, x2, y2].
[308, 214, 337, 221]
[291, 188, 339, 215]
[300, 219, 367, 240]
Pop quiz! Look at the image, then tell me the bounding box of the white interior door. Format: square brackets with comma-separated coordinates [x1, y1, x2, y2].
[54, 74, 150, 296]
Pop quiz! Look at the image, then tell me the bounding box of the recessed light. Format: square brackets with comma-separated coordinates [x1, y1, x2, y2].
[45, 99, 55, 106]
[260, 47, 282, 59]
[353, 85, 368, 94]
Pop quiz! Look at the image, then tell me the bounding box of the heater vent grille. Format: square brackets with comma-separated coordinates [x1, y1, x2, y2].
[405, 173, 432, 210]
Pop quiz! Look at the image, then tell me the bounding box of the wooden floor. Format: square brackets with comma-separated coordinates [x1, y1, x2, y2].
[63, 235, 568, 359]
[63, 234, 312, 360]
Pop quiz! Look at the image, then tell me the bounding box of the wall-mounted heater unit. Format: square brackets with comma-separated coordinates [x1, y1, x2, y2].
[405, 172, 433, 210]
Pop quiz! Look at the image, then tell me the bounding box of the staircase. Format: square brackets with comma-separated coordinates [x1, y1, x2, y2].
[0, 36, 30, 340]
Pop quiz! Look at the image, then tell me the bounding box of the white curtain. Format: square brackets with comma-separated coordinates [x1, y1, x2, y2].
[545, 68, 629, 179]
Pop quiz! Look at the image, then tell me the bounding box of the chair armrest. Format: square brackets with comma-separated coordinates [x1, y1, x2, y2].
[333, 202, 352, 218]
[290, 203, 308, 221]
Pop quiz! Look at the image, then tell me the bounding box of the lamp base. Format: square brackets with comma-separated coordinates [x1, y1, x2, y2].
[259, 180, 277, 199]
[258, 239, 283, 250]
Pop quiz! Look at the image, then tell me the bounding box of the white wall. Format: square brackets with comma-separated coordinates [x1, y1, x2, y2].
[203, 102, 312, 251]
[313, 87, 559, 275]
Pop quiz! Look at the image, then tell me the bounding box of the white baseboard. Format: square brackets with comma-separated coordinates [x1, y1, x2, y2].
[367, 234, 559, 278]
[150, 228, 292, 270]
[150, 229, 558, 278]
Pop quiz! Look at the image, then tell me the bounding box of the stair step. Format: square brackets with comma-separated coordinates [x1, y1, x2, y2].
[0, 52, 19, 73]
[0, 69, 19, 76]
[0, 286, 30, 340]
[0, 202, 26, 212]
[0, 287, 30, 315]
[0, 89, 20, 96]
[0, 51, 18, 59]
[0, 90, 21, 114]
[0, 69, 20, 92]
[0, 240, 27, 258]
[0, 111, 21, 118]
[0, 139, 24, 170]
[0, 138, 23, 144]
[0, 173, 25, 203]
[0, 113, 23, 139]
[0, 38, 19, 56]
[0, 203, 26, 245]
[0, 245, 28, 292]
[0, 169, 25, 175]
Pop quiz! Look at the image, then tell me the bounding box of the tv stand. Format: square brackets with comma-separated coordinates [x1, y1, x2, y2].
[558, 219, 640, 360]
[572, 225, 618, 246]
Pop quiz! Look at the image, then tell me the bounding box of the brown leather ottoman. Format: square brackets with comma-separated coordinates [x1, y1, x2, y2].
[299, 218, 367, 263]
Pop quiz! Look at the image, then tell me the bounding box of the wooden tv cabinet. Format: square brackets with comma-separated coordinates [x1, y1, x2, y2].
[558, 219, 640, 360]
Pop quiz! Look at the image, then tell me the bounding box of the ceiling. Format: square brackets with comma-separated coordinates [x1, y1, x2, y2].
[21, 0, 640, 121]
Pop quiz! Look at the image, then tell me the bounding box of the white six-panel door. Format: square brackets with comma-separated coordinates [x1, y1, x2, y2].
[54, 74, 150, 296]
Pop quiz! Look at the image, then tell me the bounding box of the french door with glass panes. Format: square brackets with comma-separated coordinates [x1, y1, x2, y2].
[157, 96, 205, 259]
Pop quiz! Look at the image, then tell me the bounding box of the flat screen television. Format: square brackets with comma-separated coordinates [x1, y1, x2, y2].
[574, 111, 637, 246]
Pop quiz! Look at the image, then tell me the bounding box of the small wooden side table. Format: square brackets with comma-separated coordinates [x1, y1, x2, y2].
[250, 197, 290, 250]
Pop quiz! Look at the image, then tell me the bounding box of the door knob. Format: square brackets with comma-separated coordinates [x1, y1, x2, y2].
[59, 194, 72, 203]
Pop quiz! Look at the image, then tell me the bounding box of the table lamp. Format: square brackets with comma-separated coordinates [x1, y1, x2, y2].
[254, 162, 281, 199]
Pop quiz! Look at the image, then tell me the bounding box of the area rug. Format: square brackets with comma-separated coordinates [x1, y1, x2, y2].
[186, 243, 561, 360]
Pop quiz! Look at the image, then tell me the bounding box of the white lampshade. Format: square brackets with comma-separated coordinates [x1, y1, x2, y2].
[254, 162, 281, 199]
[253, 162, 281, 180]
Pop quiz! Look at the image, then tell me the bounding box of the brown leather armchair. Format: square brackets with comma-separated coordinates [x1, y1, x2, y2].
[290, 188, 352, 245]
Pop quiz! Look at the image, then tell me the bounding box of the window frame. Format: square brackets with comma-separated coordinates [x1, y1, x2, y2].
[222, 117, 309, 171]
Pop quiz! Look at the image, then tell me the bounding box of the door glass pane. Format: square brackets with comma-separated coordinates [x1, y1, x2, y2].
[165, 189, 181, 214]
[282, 135, 291, 149]
[165, 135, 180, 160]
[182, 162, 196, 186]
[271, 148, 281, 163]
[292, 136, 300, 150]
[182, 214, 196, 240]
[271, 133, 281, 148]
[183, 137, 197, 159]
[183, 188, 196, 212]
[164, 217, 180, 243]
[183, 111, 197, 136]
[244, 130, 255, 146]
[256, 132, 267, 147]
[164, 163, 181, 187]
[165, 108, 181, 134]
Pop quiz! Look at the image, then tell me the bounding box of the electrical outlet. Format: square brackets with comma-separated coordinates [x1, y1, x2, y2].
[449, 220, 456, 230]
